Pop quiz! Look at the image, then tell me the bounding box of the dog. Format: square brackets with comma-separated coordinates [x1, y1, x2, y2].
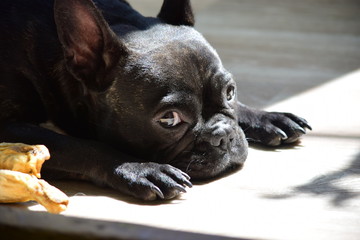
[0, 0, 311, 200]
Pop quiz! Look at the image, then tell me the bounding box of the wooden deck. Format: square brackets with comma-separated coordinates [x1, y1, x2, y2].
[1, 0, 360, 239]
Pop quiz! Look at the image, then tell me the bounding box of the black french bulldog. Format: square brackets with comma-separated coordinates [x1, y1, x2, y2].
[0, 0, 311, 200]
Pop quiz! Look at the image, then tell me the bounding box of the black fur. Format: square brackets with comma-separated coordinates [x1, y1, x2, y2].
[0, 0, 311, 200]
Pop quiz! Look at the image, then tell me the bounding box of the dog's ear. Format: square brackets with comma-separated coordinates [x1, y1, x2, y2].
[54, 0, 127, 91]
[158, 0, 194, 26]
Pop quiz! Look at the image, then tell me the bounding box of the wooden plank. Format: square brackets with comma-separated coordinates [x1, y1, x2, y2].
[0, 206, 244, 240]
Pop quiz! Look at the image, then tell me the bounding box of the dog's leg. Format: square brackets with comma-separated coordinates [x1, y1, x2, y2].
[0, 122, 192, 200]
[236, 102, 312, 146]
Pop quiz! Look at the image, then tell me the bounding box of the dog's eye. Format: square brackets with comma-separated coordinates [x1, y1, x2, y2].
[159, 111, 182, 128]
[226, 86, 235, 101]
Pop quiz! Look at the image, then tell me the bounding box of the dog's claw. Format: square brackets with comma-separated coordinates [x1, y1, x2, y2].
[151, 185, 164, 199]
[302, 122, 312, 131]
[164, 165, 193, 188]
[276, 129, 288, 140]
[181, 171, 191, 180]
[183, 179, 193, 188]
[295, 126, 306, 134]
[297, 120, 312, 131]
[284, 113, 312, 131]
[174, 184, 187, 193]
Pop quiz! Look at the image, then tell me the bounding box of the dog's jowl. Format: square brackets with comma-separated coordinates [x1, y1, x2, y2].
[0, 0, 311, 200]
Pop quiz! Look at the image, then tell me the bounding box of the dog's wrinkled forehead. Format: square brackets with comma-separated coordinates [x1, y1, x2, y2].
[123, 24, 223, 88]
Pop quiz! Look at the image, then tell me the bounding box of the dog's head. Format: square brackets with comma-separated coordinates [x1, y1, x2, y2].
[55, 0, 248, 180]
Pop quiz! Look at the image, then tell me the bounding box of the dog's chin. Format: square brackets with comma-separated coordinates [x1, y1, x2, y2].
[171, 138, 248, 181]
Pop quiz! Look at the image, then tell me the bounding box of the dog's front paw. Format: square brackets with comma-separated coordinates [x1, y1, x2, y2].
[241, 111, 312, 146]
[112, 162, 192, 201]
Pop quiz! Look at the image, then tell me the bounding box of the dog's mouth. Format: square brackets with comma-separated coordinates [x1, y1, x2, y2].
[167, 127, 248, 180]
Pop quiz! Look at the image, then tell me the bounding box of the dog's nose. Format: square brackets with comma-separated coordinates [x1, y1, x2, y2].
[207, 122, 236, 149]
